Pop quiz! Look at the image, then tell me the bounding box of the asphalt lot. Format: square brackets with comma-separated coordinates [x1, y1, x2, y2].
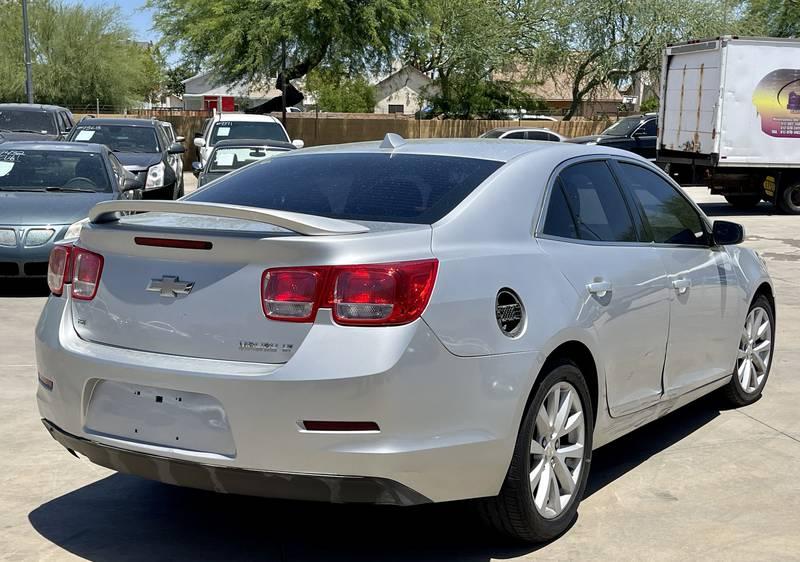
[1, 179, 799, 561]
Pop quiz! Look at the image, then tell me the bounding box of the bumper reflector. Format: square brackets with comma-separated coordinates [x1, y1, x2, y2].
[38, 373, 54, 391]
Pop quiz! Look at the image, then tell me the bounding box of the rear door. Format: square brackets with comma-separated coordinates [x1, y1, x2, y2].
[613, 160, 744, 395]
[537, 159, 670, 416]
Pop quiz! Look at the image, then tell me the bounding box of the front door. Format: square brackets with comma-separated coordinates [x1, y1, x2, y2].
[538, 160, 671, 416]
[614, 160, 744, 395]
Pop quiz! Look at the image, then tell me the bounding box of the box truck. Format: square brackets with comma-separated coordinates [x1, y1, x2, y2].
[657, 37, 800, 214]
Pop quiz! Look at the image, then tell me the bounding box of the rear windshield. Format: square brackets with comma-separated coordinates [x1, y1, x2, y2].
[187, 153, 503, 224]
[210, 121, 289, 145]
[0, 109, 56, 134]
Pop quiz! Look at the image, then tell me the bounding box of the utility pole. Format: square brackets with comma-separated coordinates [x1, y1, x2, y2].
[22, 0, 34, 104]
[281, 39, 287, 126]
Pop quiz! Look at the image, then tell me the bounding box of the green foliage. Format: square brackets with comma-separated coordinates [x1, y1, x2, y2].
[640, 97, 660, 113]
[0, 0, 163, 107]
[741, 0, 800, 37]
[164, 61, 199, 96]
[305, 69, 376, 112]
[148, 0, 420, 96]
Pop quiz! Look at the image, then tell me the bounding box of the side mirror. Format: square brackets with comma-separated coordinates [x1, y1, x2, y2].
[193, 137, 206, 148]
[168, 143, 185, 154]
[291, 139, 305, 149]
[175, 136, 185, 143]
[121, 173, 144, 192]
[712, 220, 745, 246]
[191, 161, 202, 177]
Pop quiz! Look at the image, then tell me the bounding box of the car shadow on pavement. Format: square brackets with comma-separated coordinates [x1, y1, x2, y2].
[28, 395, 722, 561]
[0, 278, 50, 298]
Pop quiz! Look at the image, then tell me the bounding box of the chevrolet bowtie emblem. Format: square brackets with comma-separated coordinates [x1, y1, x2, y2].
[146, 276, 194, 298]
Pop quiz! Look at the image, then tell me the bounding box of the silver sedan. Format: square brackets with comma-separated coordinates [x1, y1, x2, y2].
[36, 135, 774, 543]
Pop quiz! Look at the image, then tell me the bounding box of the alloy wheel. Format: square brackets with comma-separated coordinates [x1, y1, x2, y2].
[529, 381, 585, 519]
[737, 306, 772, 394]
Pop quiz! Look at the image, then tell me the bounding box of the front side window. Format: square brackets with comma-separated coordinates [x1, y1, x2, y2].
[639, 119, 657, 136]
[0, 109, 56, 134]
[70, 125, 161, 153]
[617, 162, 707, 245]
[550, 161, 637, 242]
[0, 150, 111, 192]
[209, 121, 289, 145]
[188, 153, 503, 224]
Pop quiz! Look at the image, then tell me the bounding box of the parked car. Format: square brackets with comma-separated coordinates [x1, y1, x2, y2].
[37, 136, 773, 544]
[66, 117, 185, 200]
[193, 112, 302, 167]
[159, 120, 185, 191]
[0, 141, 142, 278]
[481, 127, 565, 142]
[193, 138, 295, 187]
[0, 103, 75, 142]
[567, 113, 658, 160]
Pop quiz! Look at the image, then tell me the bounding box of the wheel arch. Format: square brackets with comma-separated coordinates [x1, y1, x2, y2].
[527, 340, 600, 425]
[753, 281, 775, 319]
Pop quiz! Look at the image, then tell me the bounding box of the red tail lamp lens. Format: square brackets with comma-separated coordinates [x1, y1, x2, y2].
[262, 268, 325, 322]
[71, 248, 104, 301]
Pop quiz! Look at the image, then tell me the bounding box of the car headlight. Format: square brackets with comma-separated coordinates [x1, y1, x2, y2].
[145, 161, 165, 189]
[64, 218, 89, 241]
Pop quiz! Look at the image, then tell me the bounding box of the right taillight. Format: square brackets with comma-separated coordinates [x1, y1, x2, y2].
[71, 247, 104, 301]
[47, 244, 72, 296]
[261, 259, 438, 326]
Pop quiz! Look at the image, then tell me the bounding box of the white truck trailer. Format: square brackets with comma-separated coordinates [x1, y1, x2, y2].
[657, 37, 800, 214]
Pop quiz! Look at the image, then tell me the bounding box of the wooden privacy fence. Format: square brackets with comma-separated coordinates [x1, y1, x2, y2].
[74, 113, 609, 169]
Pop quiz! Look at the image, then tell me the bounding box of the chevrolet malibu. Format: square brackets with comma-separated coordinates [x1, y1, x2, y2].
[35, 136, 774, 542]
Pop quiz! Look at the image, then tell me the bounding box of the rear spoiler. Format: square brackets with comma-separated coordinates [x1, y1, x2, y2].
[88, 201, 370, 236]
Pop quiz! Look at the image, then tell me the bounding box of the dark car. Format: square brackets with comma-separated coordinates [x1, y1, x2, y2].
[567, 113, 658, 160]
[0, 103, 75, 143]
[193, 138, 295, 187]
[66, 117, 185, 200]
[0, 141, 143, 278]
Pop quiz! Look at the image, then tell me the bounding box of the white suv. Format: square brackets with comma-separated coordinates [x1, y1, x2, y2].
[193, 113, 303, 166]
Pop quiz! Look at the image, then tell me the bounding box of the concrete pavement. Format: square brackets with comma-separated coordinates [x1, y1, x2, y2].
[1, 186, 798, 561]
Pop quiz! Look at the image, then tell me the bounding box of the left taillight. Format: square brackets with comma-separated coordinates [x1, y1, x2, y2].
[70, 247, 104, 301]
[47, 244, 72, 296]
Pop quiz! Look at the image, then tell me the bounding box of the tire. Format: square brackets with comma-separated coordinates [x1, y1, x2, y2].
[724, 194, 761, 209]
[479, 360, 594, 543]
[777, 183, 800, 215]
[721, 294, 775, 407]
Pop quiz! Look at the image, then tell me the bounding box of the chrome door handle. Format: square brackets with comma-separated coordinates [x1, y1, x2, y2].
[672, 278, 691, 294]
[586, 280, 612, 297]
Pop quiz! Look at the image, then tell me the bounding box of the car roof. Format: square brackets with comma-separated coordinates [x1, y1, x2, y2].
[211, 113, 281, 123]
[76, 117, 158, 127]
[0, 103, 69, 112]
[213, 138, 294, 150]
[0, 141, 105, 153]
[296, 137, 642, 163]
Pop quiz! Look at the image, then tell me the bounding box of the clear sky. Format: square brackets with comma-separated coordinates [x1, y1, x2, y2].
[70, 0, 157, 41]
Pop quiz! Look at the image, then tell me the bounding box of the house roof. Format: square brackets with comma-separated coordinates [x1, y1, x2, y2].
[182, 71, 282, 100]
[494, 65, 624, 102]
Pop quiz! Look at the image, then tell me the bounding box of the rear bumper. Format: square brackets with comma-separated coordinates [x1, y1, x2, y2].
[42, 419, 431, 505]
[35, 294, 541, 503]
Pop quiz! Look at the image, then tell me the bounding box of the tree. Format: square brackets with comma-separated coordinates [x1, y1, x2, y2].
[537, 0, 742, 120]
[148, 0, 419, 107]
[164, 61, 199, 96]
[741, 0, 800, 37]
[0, 0, 161, 107]
[304, 69, 376, 112]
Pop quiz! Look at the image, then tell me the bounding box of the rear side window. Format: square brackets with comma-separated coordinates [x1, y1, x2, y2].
[188, 153, 503, 224]
[542, 181, 578, 239]
[550, 161, 637, 242]
[617, 162, 706, 245]
[504, 131, 525, 139]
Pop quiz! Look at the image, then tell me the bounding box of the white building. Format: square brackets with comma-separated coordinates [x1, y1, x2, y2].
[181, 72, 282, 112]
[373, 65, 437, 115]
